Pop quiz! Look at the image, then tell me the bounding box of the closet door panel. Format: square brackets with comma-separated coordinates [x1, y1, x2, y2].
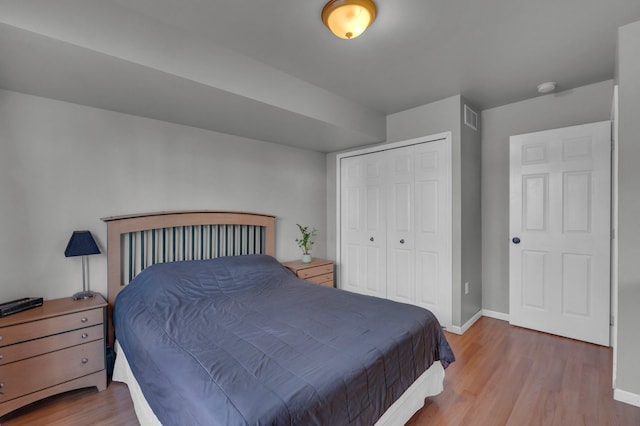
[363, 184, 385, 296]
[341, 156, 366, 295]
[340, 154, 386, 297]
[414, 141, 452, 327]
[415, 179, 442, 309]
[363, 153, 387, 297]
[416, 251, 439, 304]
[390, 249, 414, 303]
[387, 146, 416, 304]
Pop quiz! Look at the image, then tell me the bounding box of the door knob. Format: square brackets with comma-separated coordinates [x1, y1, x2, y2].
[512, 237, 521, 244]
[370, 237, 374, 242]
[400, 239, 405, 244]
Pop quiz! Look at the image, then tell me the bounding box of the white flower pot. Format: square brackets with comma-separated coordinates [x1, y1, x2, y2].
[301, 254, 312, 263]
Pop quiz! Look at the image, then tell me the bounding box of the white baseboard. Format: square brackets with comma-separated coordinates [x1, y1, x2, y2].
[445, 309, 509, 335]
[614, 388, 640, 408]
[481, 309, 510, 322]
[448, 310, 483, 335]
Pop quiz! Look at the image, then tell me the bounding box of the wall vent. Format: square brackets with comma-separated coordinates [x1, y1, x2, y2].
[464, 104, 478, 130]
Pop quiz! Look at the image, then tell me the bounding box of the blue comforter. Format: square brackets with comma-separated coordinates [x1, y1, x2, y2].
[114, 255, 454, 426]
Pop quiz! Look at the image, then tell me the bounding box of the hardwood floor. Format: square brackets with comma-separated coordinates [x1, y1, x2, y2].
[408, 317, 640, 425]
[0, 381, 138, 426]
[2, 317, 639, 425]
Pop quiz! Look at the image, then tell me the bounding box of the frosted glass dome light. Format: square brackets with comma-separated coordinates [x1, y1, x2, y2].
[322, 0, 377, 40]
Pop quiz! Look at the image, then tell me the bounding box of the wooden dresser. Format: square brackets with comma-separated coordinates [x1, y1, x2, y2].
[282, 258, 335, 288]
[0, 296, 107, 417]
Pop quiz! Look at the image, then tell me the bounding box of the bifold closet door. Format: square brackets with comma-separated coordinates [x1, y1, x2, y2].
[340, 152, 387, 298]
[339, 137, 452, 329]
[387, 141, 452, 328]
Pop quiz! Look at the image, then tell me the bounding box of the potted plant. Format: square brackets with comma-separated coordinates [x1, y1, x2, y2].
[296, 224, 317, 263]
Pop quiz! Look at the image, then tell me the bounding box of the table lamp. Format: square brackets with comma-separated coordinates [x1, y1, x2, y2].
[65, 230, 101, 300]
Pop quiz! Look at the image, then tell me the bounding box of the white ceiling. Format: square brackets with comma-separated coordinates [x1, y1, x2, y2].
[1, 0, 639, 152]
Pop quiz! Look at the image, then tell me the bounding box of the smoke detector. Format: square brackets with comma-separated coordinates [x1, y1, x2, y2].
[537, 82, 557, 94]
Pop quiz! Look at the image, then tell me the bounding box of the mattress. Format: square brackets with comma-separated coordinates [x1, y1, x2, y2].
[113, 255, 454, 425]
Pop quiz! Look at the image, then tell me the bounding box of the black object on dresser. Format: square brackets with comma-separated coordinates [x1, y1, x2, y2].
[0, 297, 44, 318]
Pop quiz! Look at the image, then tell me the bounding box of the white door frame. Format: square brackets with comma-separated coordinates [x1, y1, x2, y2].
[335, 132, 452, 302]
[611, 85, 619, 380]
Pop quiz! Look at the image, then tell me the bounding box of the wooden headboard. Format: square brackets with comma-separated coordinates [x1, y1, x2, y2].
[101, 211, 276, 346]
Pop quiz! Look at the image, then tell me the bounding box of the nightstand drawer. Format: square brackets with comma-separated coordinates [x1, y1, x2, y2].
[0, 324, 103, 366]
[297, 264, 333, 279]
[0, 339, 104, 402]
[0, 308, 103, 347]
[307, 273, 334, 287]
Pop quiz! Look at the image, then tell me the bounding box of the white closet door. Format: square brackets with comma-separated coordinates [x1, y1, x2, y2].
[387, 146, 416, 304]
[340, 153, 387, 298]
[338, 135, 453, 329]
[414, 140, 452, 328]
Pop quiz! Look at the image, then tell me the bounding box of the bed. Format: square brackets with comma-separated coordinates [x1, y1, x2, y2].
[103, 211, 454, 425]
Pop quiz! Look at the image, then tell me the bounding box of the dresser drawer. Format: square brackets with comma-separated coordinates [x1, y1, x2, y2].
[0, 324, 103, 366]
[0, 308, 103, 347]
[306, 273, 334, 287]
[0, 339, 104, 402]
[297, 263, 333, 279]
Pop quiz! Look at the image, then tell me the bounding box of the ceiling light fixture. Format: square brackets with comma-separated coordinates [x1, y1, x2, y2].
[322, 0, 377, 40]
[537, 82, 557, 94]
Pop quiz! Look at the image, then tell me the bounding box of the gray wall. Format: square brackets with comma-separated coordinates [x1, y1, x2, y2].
[616, 19, 640, 397]
[0, 89, 327, 301]
[480, 80, 614, 314]
[460, 97, 482, 324]
[386, 96, 461, 144]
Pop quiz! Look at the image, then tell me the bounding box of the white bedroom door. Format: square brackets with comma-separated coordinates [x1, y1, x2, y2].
[340, 152, 387, 298]
[509, 121, 611, 346]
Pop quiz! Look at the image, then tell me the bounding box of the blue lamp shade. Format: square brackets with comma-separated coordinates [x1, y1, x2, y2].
[64, 231, 100, 257]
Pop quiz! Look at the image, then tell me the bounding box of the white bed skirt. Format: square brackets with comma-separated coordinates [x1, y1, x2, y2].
[113, 341, 444, 426]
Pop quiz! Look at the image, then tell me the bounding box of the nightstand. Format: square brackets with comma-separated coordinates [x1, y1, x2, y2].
[282, 258, 335, 288]
[0, 295, 107, 417]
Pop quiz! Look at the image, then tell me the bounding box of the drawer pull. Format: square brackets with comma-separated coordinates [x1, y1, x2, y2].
[0, 336, 3, 341]
[81, 333, 89, 339]
[80, 317, 88, 323]
[81, 358, 89, 364]
[0, 382, 3, 395]
[0, 354, 3, 360]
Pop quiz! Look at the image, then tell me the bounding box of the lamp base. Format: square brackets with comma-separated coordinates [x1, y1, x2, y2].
[72, 290, 96, 300]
